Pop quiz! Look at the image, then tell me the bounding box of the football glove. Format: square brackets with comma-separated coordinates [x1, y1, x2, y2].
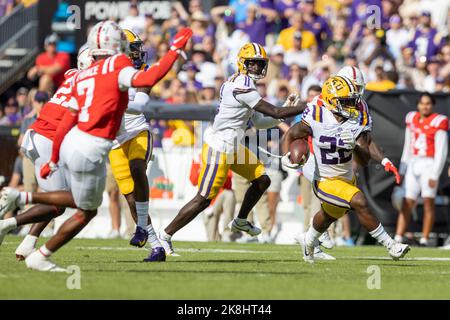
[40, 161, 58, 179]
[281, 152, 301, 169]
[340, 130, 356, 149]
[382, 158, 401, 184]
[170, 27, 193, 59]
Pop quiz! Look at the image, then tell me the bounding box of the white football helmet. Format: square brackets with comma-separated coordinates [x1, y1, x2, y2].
[77, 44, 94, 70]
[87, 20, 127, 57]
[337, 66, 365, 96]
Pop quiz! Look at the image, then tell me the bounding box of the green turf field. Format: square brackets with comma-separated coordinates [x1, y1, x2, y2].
[1, 236, 449, 299]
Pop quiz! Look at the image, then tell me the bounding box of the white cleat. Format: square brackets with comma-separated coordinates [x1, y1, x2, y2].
[0, 187, 20, 218]
[318, 231, 335, 249]
[15, 240, 36, 261]
[389, 242, 410, 261]
[295, 234, 315, 264]
[229, 219, 261, 236]
[158, 232, 180, 257]
[25, 250, 67, 272]
[0, 219, 17, 246]
[314, 246, 336, 260]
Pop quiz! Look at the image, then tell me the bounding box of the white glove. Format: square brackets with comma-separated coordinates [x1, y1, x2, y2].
[282, 93, 300, 107]
[281, 152, 301, 169]
[339, 131, 356, 149]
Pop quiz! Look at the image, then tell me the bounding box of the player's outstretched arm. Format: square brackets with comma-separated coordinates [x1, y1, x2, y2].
[253, 99, 306, 120]
[355, 132, 401, 184]
[40, 108, 78, 179]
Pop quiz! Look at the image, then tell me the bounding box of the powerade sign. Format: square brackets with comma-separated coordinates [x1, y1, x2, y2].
[83, 1, 172, 21]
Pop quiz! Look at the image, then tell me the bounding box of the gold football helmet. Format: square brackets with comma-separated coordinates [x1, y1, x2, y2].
[123, 29, 146, 69]
[237, 43, 268, 80]
[322, 76, 360, 119]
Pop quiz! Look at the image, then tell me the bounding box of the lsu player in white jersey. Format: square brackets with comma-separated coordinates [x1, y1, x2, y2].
[158, 43, 305, 255]
[108, 29, 165, 262]
[281, 75, 410, 263]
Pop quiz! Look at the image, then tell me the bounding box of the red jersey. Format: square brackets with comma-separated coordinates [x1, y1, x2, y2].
[405, 111, 449, 157]
[30, 69, 78, 140]
[35, 51, 71, 88]
[71, 54, 132, 140]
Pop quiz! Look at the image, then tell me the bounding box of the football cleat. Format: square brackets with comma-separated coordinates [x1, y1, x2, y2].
[0, 187, 20, 218]
[229, 219, 261, 236]
[158, 232, 180, 256]
[143, 247, 166, 262]
[389, 242, 410, 260]
[25, 250, 67, 272]
[129, 226, 148, 248]
[295, 233, 315, 264]
[314, 246, 336, 260]
[318, 231, 335, 249]
[0, 219, 16, 246]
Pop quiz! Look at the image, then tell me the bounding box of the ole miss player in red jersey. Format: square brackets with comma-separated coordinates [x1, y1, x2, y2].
[0, 45, 93, 260]
[395, 92, 448, 246]
[0, 21, 192, 271]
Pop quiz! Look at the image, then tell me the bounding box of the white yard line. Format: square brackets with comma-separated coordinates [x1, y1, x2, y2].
[343, 256, 450, 261]
[74, 246, 271, 254]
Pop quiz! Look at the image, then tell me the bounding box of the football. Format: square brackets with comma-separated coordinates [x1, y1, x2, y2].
[289, 139, 309, 165]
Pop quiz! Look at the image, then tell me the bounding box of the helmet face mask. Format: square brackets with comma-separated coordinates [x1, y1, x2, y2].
[243, 59, 268, 80]
[123, 29, 146, 69]
[128, 40, 146, 69]
[237, 43, 268, 81]
[334, 95, 359, 120]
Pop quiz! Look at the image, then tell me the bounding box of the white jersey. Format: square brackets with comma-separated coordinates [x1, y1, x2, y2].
[302, 95, 372, 182]
[204, 73, 262, 153]
[112, 87, 150, 149]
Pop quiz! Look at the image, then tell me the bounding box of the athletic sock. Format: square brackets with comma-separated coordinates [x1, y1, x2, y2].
[2, 217, 17, 231]
[147, 224, 162, 248]
[369, 224, 394, 249]
[135, 201, 149, 229]
[159, 229, 172, 240]
[38, 245, 52, 258]
[22, 234, 38, 248]
[19, 192, 32, 206]
[305, 225, 322, 246]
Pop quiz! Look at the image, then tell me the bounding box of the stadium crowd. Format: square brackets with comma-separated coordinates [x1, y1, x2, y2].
[0, 0, 449, 246]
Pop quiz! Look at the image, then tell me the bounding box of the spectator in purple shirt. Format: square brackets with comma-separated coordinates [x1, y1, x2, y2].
[237, 3, 278, 46]
[408, 11, 440, 61]
[300, 0, 332, 52]
[0, 0, 13, 18]
[0, 97, 22, 127]
[347, 0, 382, 29]
[275, 0, 301, 29]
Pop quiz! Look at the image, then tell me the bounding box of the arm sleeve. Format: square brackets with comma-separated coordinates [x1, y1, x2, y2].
[399, 126, 411, 175]
[50, 109, 78, 164]
[119, 50, 179, 90]
[251, 111, 281, 129]
[431, 130, 448, 180]
[127, 92, 150, 113]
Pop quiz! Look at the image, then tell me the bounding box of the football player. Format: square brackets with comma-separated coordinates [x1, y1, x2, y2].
[0, 45, 93, 259]
[108, 29, 165, 260]
[281, 76, 410, 263]
[395, 92, 448, 246]
[0, 21, 192, 271]
[158, 42, 305, 255]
